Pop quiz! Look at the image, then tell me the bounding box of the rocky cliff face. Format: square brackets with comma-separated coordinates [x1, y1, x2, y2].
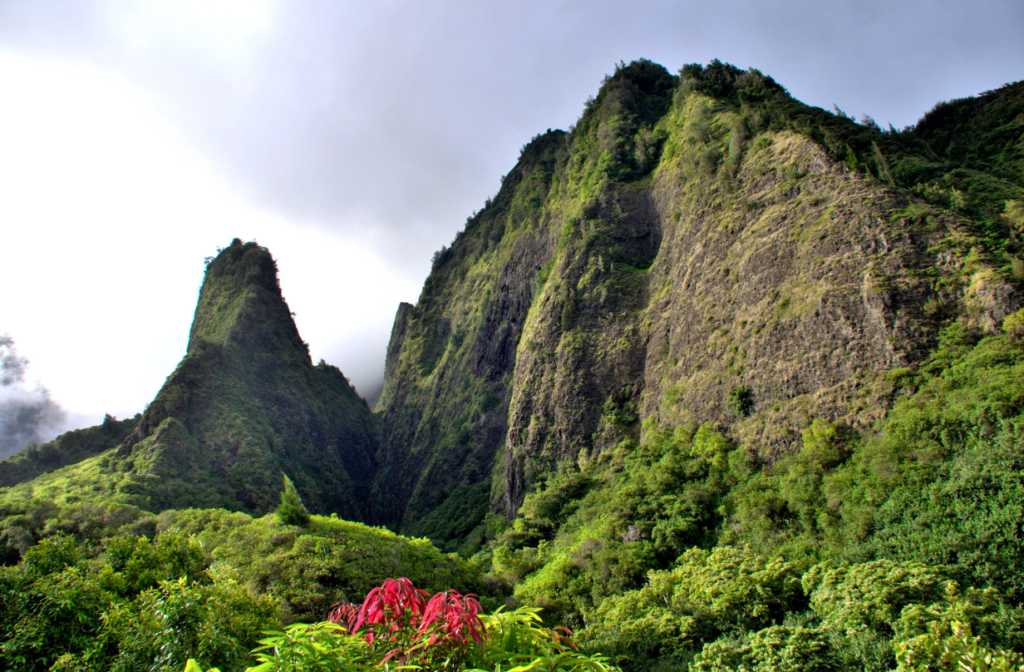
[114, 239, 379, 516]
[374, 60, 1023, 547]
[370, 135, 566, 547]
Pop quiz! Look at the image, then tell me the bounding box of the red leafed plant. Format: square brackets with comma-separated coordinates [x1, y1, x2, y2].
[354, 577, 429, 642]
[419, 590, 485, 647]
[326, 601, 359, 633]
[326, 578, 485, 670]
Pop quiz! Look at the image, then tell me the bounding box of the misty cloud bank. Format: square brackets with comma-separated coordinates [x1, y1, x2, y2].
[0, 334, 66, 459]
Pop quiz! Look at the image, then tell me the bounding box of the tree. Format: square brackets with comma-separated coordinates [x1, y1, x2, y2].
[276, 475, 310, 527]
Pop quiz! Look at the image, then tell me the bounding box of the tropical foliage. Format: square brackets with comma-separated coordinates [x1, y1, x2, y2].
[0, 508, 490, 670]
[186, 577, 614, 672]
[482, 317, 1024, 670]
[0, 530, 277, 672]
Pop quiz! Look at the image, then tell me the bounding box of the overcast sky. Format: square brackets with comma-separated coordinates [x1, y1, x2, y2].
[0, 0, 1021, 452]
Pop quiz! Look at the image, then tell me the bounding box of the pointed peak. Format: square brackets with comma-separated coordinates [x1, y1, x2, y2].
[201, 239, 281, 298]
[187, 240, 306, 359]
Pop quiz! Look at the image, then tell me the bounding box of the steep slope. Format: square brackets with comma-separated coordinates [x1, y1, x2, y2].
[373, 60, 1023, 551]
[371, 131, 569, 549]
[0, 240, 379, 518]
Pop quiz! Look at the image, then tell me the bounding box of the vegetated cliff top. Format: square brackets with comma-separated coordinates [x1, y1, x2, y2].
[912, 79, 1024, 188]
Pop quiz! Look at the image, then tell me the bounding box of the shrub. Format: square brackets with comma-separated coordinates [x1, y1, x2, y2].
[0, 529, 277, 672]
[101, 566, 277, 672]
[726, 385, 753, 416]
[896, 621, 1024, 672]
[578, 547, 804, 669]
[692, 626, 840, 672]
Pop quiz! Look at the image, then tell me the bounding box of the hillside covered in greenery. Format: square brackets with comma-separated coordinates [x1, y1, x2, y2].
[0, 507, 486, 671]
[1, 59, 1023, 671]
[1, 240, 380, 525]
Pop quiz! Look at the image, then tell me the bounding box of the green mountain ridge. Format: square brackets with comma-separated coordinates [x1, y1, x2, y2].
[1, 57, 1023, 672]
[0, 413, 139, 489]
[371, 60, 1024, 551]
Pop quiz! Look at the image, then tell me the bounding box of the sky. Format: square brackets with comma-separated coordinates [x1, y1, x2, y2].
[0, 0, 1022, 454]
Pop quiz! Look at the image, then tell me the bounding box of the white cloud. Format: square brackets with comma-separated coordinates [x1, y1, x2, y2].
[0, 50, 416, 426]
[106, 0, 275, 68]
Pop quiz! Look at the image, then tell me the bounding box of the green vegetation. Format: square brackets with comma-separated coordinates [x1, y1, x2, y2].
[187, 579, 614, 672]
[2, 59, 1024, 671]
[159, 509, 485, 621]
[275, 475, 310, 527]
[0, 529, 277, 672]
[574, 550, 1021, 672]
[482, 318, 1024, 670]
[0, 510, 490, 670]
[726, 385, 753, 416]
[680, 61, 1024, 257]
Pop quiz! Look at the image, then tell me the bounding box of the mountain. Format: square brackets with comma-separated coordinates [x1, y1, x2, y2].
[117, 239, 379, 516]
[370, 60, 1024, 554]
[0, 240, 379, 519]
[1, 58, 1023, 672]
[2, 59, 1021, 558]
[366, 62, 1024, 670]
